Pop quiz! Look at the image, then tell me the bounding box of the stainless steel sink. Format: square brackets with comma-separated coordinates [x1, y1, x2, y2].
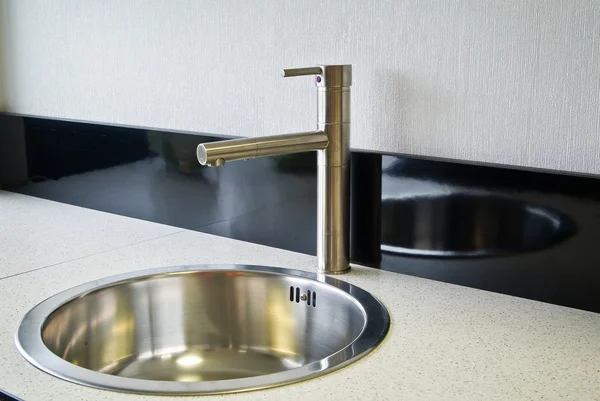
[381, 193, 574, 257]
[16, 265, 390, 395]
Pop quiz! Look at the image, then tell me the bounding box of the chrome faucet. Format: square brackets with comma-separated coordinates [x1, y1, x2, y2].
[197, 65, 352, 274]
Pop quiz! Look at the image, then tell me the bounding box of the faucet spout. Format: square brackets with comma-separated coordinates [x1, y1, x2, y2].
[197, 131, 328, 167]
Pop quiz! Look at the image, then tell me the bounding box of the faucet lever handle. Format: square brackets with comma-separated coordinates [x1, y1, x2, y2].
[281, 67, 323, 77]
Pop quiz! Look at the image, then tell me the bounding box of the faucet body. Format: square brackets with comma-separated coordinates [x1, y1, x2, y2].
[197, 65, 352, 274]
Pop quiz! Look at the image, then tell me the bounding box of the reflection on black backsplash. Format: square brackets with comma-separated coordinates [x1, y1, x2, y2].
[23, 118, 153, 180]
[380, 193, 575, 258]
[2, 114, 600, 313]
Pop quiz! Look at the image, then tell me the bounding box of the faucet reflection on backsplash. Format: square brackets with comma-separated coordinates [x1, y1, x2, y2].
[196, 65, 352, 274]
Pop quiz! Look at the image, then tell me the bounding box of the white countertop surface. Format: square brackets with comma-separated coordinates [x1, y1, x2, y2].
[1, 190, 600, 400]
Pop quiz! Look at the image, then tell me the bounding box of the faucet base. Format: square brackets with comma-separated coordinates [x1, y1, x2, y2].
[317, 266, 351, 275]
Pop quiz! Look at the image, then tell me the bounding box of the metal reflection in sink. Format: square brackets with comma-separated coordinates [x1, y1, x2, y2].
[381, 193, 574, 257]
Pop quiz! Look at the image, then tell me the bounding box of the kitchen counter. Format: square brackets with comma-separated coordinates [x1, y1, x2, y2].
[1, 191, 600, 400]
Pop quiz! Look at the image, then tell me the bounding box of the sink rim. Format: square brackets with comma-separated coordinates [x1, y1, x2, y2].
[15, 264, 390, 395]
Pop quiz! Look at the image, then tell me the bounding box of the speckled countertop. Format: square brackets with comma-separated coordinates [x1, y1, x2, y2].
[1, 190, 600, 401]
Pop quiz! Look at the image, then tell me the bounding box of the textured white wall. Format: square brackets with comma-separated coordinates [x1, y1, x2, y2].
[1, 0, 599, 175]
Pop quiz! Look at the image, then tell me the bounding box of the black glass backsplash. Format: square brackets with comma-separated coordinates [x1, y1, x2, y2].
[2, 114, 600, 313]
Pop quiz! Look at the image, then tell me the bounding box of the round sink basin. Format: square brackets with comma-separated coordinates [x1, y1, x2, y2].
[381, 193, 574, 257]
[16, 265, 389, 395]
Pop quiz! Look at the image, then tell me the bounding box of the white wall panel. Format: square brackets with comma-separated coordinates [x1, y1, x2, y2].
[1, 0, 599, 174]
